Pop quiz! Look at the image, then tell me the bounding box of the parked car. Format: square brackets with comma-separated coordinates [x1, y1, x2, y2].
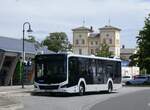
[126, 75, 150, 85]
[122, 75, 132, 85]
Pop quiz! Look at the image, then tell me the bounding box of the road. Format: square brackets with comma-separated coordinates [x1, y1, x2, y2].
[91, 89, 150, 110]
[16, 87, 150, 110]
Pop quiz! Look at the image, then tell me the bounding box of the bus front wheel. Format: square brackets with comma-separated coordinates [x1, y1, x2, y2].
[79, 83, 85, 96]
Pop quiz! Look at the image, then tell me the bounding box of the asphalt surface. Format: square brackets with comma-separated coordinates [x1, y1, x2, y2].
[91, 89, 150, 110]
[18, 87, 150, 110]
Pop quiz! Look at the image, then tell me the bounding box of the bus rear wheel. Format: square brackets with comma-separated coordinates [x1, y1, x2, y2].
[79, 83, 85, 96]
[108, 82, 113, 93]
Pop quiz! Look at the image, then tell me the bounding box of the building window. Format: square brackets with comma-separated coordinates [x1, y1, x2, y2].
[95, 41, 98, 45]
[91, 49, 94, 54]
[109, 39, 112, 44]
[106, 34, 109, 37]
[116, 39, 119, 44]
[91, 41, 93, 45]
[79, 49, 82, 54]
[76, 39, 79, 44]
[79, 35, 82, 38]
[95, 48, 99, 53]
[82, 39, 85, 44]
[103, 38, 106, 43]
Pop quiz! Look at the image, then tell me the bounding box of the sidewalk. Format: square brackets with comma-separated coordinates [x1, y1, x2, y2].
[0, 96, 23, 110]
[0, 85, 34, 110]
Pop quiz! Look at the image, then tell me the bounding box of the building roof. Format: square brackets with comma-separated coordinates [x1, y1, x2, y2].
[88, 33, 100, 38]
[37, 46, 52, 54]
[72, 26, 91, 31]
[120, 48, 136, 54]
[0, 49, 5, 52]
[0, 36, 51, 54]
[99, 25, 121, 31]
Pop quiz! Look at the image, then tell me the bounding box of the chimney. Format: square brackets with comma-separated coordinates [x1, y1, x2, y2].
[122, 45, 125, 49]
[90, 26, 93, 32]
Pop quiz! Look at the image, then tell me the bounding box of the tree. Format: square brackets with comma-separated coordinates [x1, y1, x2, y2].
[13, 60, 22, 85]
[96, 43, 112, 57]
[43, 32, 71, 52]
[67, 43, 73, 52]
[130, 14, 150, 74]
[25, 35, 36, 43]
[129, 53, 138, 66]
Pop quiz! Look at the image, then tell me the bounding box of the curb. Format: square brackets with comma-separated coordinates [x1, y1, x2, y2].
[0, 91, 32, 97]
[0, 88, 34, 97]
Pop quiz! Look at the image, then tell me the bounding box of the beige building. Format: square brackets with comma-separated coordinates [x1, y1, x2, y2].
[120, 45, 137, 60]
[72, 25, 121, 57]
[120, 46, 139, 77]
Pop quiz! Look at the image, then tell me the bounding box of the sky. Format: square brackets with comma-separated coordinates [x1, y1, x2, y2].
[0, 0, 150, 48]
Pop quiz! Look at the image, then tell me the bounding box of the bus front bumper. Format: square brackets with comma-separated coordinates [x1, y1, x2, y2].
[34, 84, 79, 93]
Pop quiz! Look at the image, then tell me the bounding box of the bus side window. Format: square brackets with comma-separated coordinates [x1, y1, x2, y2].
[106, 65, 113, 78]
[88, 59, 96, 84]
[96, 60, 104, 84]
[78, 58, 85, 75]
[114, 62, 121, 83]
[69, 57, 79, 84]
[69, 59, 76, 75]
[88, 59, 92, 76]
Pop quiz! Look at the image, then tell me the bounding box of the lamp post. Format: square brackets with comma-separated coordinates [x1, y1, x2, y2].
[22, 22, 33, 88]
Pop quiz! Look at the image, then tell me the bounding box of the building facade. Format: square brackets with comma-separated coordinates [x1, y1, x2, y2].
[122, 66, 139, 77]
[120, 45, 137, 60]
[72, 25, 121, 57]
[120, 46, 139, 77]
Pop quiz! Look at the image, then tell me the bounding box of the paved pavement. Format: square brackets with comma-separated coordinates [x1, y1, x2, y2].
[0, 85, 33, 110]
[19, 87, 150, 110]
[0, 86, 150, 110]
[0, 85, 33, 95]
[0, 96, 22, 110]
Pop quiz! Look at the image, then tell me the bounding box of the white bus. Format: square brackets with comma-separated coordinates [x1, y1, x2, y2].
[34, 53, 122, 95]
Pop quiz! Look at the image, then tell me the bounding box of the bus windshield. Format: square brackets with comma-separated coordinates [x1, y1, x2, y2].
[35, 54, 67, 84]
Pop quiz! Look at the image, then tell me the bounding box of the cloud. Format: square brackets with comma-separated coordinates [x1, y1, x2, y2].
[0, 0, 150, 47]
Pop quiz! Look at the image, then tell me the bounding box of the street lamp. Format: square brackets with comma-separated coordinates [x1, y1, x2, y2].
[22, 22, 33, 88]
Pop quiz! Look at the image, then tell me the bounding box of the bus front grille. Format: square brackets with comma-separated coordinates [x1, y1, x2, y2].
[39, 85, 59, 90]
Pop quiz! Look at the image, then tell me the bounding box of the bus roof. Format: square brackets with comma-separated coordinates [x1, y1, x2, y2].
[68, 54, 121, 62]
[36, 53, 121, 62]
